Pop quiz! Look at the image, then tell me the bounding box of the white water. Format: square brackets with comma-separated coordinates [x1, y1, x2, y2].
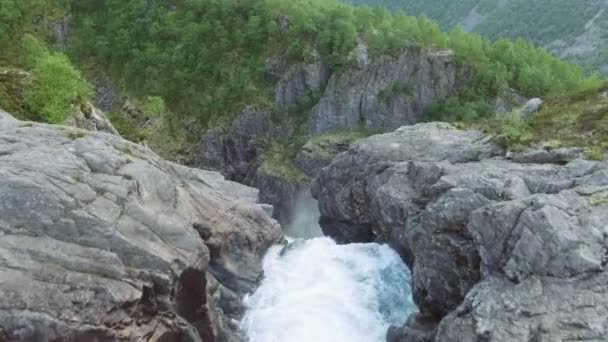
[242, 193, 416, 342]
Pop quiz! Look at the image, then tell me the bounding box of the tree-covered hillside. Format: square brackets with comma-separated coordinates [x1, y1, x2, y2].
[0, 0, 605, 158]
[345, 0, 608, 74]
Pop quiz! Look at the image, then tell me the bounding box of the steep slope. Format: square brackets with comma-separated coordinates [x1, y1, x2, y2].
[345, 0, 608, 73]
[1, 0, 604, 224]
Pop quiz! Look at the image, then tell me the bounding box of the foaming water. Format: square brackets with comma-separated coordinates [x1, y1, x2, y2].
[241, 237, 416, 342]
[283, 191, 323, 239]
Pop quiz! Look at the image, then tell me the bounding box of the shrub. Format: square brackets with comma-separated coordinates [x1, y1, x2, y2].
[24, 53, 92, 123]
[144, 96, 167, 118]
[495, 111, 531, 148]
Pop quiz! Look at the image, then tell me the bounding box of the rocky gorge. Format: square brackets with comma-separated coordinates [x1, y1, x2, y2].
[2, 0, 608, 340]
[3, 94, 608, 341]
[197, 46, 474, 225]
[1, 29, 607, 342]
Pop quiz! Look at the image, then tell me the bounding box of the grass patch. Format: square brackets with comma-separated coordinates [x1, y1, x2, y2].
[106, 111, 143, 142]
[302, 129, 371, 158]
[66, 131, 87, 140]
[584, 146, 605, 161]
[483, 111, 533, 149]
[477, 83, 608, 155]
[260, 140, 307, 182]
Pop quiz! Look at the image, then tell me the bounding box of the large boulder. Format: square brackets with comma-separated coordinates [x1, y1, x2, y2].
[306, 48, 470, 135]
[0, 113, 282, 341]
[313, 123, 608, 341]
[520, 97, 543, 118]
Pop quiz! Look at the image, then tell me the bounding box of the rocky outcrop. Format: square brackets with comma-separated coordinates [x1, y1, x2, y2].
[306, 48, 469, 135]
[273, 60, 330, 109]
[64, 102, 119, 135]
[313, 123, 608, 341]
[92, 74, 119, 112]
[520, 97, 544, 118]
[198, 47, 471, 225]
[0, 112, 282, 341]
[198, 108, 278, 182]
[493, 88, 527, 115]
[197, 107, 306, 223]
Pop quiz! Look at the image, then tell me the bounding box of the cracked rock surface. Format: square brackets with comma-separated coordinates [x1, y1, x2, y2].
[313, 122, 608, 341]
[0, 112, 282, 341]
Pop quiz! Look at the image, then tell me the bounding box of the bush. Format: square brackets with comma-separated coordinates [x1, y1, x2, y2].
[24, 53, 92, 123]
[495, 111, 531, 148]
[144, 96, 167, 118]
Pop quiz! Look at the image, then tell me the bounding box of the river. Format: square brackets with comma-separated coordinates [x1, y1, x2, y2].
[241, 192, 416, 342]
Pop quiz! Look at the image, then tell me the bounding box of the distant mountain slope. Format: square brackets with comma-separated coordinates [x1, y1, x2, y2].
[345, 0, 608, 73]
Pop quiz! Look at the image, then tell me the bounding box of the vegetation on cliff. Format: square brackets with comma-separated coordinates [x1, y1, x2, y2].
[0, 0, 605, 161]
[346, 0, 608, 73]
[485, 82, 608, 157]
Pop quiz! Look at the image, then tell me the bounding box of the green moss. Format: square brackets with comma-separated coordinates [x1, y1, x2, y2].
[106, 111, 141, 142]
[0, 68, 36, 121]
[66, 131, 87, 140]
[590, 189, 608, 206]
[260, 140, 307, 182]
[585, 146, 605, 161]
[302, 129, 370, 159]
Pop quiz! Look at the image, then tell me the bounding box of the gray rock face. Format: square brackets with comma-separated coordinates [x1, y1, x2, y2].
[197, 107, 305, 224]
[520, 97, 543, 118]
[510, 147, 583, 164]
[0, 114, 282, 341]
[92, 74, 119, 112]
[64, 102, 119, 135]
[273, 61, 330, 109]
[493, 88, 527, 115]
[198, 107, 277, 181]
[313, 123, 608, 341]
[306, 48, 469, 135]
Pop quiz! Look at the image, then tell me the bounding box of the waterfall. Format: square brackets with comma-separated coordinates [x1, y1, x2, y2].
[242, 191, 416, 342]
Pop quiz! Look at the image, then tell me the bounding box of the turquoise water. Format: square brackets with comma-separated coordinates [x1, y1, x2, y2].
[242, 237, 416, 342]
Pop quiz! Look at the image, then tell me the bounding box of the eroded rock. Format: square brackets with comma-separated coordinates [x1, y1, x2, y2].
[0, 112, 282, 341]
[306, 48, 469, 135]
[313, 122, 608, 341]
[64, 101, 119, 135]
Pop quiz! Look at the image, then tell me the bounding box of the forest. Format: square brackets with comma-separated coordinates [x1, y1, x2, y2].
[346, 0, 608, 74]
[0, 0, 602, 130]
